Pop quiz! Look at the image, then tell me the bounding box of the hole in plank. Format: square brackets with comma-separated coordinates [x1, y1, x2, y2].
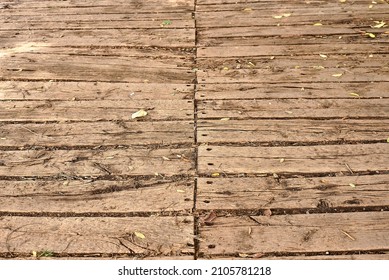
[206, 181, 213, 184]
[207, 163, 214, 166]
[203, 200, 210, 204]
[208, 244, 216, 249]
[202, 134, 208, 137]
[206, 148, 212, 151]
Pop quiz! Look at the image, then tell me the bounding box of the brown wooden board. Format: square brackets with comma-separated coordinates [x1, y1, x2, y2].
[197, 174, 389, 210]
[198, 143, 388, 175]
[0, 52, 194, 83]
[196, 82, 389, 100]
[0, 216, 194, 255]
[0, 178, 193, 213]
[197, 99, 389, 119]
[0, 121, 193, 147]
[0, 148, 194, 177]
[199, 212, 389, 255]
[0, 81, 194, 101]
[1, 0, 194, 12]
[197, 44, 389, 58]
[0, 29, 195, 48]
[197, 119, 389, 144]
[0, 100, 193, 121]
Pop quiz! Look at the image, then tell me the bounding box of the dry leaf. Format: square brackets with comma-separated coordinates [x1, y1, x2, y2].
[211, 172, 220, 177]
[131, 109, 147, 119]
[162, 156, 171, 161]
[32, 251, 37, 257]
[339, 0, 346, 2]
[220, 117, 230, 121]
[176, 189, 185, 193]
[134, 231, 146, 239]
[280, 158, 285, 163]
[319, 54, 328, 58]
[273, 15, 283, 19]
[366, 32, 376, 38]
[349, 92, 360, 97]
[349, 183, 356, 188]
[372, 21, 386, 28]
[313, 23, 323, 26]
[243, 7, 252, 12]
[387, 137, 389, 143]
[332, 73, 343, 77]
[239, 253, 249, 258]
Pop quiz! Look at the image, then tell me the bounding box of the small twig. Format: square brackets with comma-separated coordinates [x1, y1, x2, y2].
[340, 230, 356, 241]
[345, 163, 354, 174]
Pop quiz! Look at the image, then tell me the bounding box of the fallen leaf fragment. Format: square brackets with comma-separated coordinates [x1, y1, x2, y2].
[348, 92, 360, 97]
[220, 117, 230, 121]
[134, 231, 146, 239]
[160, 20, 172, 27]
[211, 172, 220, 177]
[319, 54, 328, 58]
[131, 109, 147, 119]
[339, 0, 347, 2]
[32, 251, 37, 257]
[366, 32, 376, 38]
[243, 7, 252, 12]
[332, 73, 343, 77]
[162, 156, 171, 161]
[372, 21, 386, 28]
[387, 137, 389, 143]
[176, 189, 185, 193]
[313, 23, 323, 26]
[349, 183, 356, 188]
[239, 253, 249, 258]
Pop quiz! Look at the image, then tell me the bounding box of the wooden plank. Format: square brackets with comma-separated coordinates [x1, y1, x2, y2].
[196, 83, 389, 100]
[196, 2, 389, 12]
[0, 121, 193, 147]
[198, 143, 388, 175]
[197, 99, 389, 119]
[197, 44, 389, 58]
[197, 174, 389, 210]
[0, 216, 194, 255]
[2, 0, 194, 12]
[0, 81, 194, 101]
[199, 212, 389, 255]
[198, 68, 388, 83]
[197, 10, 389, 28]
[0, 148, 194, 177]
[0, 100, 193, 121]
[0, 19, 194, 30]
[197, 119, 389, 144]
[201, 254, 389, 260]
[0, 53, 194, 83]
[198, 25, 387, 40]
[0, 28, 195, 48]
[0, 178, 193, 213]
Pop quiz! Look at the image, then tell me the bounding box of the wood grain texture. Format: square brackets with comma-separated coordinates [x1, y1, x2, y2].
[197, 99, 389, 119]
[0, 148, 194, 177]
[0, 178, 193, 213]
[198, 144, 388, 175]
[197, 175, 389, 210]
[199, 212, 389, 255]
[197, 119, 389, 144]
[0, 100, 193, 121]
[0, 121, 193, 147]
[196, 82, 389, 100]
[0, 216, 194, 255]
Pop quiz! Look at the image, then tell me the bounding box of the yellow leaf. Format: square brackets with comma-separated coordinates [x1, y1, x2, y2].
[32, 251, 37, 257]
[273, 15, 283, 19]
[387, 137, 389, 143]
[211, 172, 220, 177]
[319, 54, 328, 58]
[134, 231, 146, 239]
[222, 66, 229, 70]
[243, 7, 252, 12]
[279, 158, 285, 163]
[349, 92, 360, 97]
[176, 189, 185, 193]
[339, 0, 346, 2]
[366, 32, 376, 38]
[282, 13, 291, 17]
[131, 109, 147, 119]
[372, 21, 386, 28]
[220, 118, 230, 121]
[239, 253, 249, 258]
[349, 183, 356, 188]
[162, 156, 171, 161]
[313, 23, 323, 26]
[332, 73, 343, 77]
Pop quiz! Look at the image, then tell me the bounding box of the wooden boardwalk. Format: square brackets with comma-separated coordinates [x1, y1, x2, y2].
[0, 0, 388, 259]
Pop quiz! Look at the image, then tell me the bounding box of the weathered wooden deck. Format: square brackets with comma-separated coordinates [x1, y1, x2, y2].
[0, 0, 388, 260]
